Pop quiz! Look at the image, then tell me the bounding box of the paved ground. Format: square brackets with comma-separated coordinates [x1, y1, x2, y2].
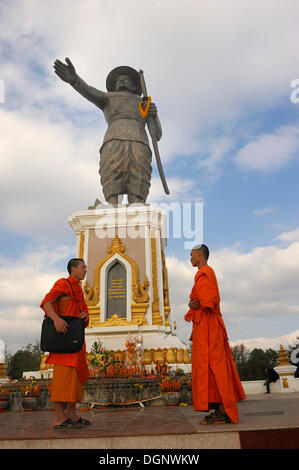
[0, 392, 299, 449]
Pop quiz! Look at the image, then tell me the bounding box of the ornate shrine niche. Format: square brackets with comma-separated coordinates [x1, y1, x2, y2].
[106, 260, 127, 319]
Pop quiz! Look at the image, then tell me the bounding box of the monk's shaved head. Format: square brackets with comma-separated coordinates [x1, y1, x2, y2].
[192, 244, 210, 261]
[67, 258, 85, 275]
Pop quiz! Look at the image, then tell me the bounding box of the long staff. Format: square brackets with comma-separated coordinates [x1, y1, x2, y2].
[139, 70, 170, 195]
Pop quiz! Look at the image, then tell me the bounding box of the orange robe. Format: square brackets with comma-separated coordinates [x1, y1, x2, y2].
[40, 277, 89, 387]
[185, 265, 246, 423]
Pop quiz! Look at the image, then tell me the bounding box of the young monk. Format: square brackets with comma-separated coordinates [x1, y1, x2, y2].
[40, 258, 90, 429]
[185, 245, 246, 424]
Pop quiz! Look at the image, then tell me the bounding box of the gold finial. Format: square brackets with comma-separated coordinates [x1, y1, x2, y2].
[277, 344, 290, 366]
[107, 236, 125, 254]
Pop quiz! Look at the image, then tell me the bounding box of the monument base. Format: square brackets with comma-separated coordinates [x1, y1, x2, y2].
[68, 204, 191, 369]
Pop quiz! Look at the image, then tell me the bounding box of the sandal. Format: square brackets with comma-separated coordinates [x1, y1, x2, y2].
[203, 411, 217, 422]
[76, 417, 91, 426]
[53, 418, 83, 429]
[201, 410, 231, 425]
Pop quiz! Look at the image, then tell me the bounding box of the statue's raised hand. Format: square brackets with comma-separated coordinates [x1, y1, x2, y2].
[54, 57, 76, 85]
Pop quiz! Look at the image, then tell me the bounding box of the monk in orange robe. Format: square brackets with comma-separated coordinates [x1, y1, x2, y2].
[185, 245, 246, 424]
[40, 258, 90, 429]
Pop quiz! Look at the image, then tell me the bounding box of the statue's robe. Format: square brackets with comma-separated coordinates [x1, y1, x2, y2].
[185, 265, 246, 423]
[40, 277, 89, 403]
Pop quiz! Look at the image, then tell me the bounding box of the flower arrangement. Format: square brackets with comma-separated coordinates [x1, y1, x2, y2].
[126, 336, 136, 364]
[0, 388, 10, 400]
[87, 340, 111, 377]
[138, 96, 151, 118]
[21, 380, 41, 397]
[160, 378, 182, 393]
[155, 360, 169, 376]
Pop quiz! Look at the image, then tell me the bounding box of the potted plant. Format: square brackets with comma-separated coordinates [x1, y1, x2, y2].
[132, 383, 143, 402]
[21, 380, 41, 411]
[160, 378, 182, 406]
[0, 388, 10, 412]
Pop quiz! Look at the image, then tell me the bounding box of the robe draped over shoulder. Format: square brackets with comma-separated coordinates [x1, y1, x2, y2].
[40, 276, 89, 385]
[184, 265, 246, 423]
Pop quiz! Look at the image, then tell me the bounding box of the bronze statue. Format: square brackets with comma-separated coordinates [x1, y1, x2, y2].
[54, 58, 167, 204]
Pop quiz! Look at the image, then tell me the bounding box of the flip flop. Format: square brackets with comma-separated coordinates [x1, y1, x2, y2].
[53, 418, 83, 429]
[76, 417, 91, 426]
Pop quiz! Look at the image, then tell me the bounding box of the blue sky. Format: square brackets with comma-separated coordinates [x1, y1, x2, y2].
[1, 0, 299, 353]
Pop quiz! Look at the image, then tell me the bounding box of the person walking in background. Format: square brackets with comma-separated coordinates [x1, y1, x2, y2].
[185, 244, 246, 424]
[40, 258, 90, 429]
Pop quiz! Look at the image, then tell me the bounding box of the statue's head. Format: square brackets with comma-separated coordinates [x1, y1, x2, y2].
[106, 66, 142, 95]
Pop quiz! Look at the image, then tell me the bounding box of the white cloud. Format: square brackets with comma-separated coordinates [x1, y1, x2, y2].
[276, 227, 299, 243]
[235, 124, 299, 172]
[166, 230, 299, 347]
[253, 206, 278, 215]
[230, 329, 299, 352]
[0, 246, 71, 352]
[1, 0, 299, 175]
[0, 108, 102, 241]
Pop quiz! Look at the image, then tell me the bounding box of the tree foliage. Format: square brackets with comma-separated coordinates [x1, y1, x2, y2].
[6, 342, 41, 379]
[231, 344, 278, 380]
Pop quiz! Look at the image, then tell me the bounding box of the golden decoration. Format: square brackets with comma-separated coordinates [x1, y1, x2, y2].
[277, 344, 290, 366]
[133, 276, 149, 303]
[151, 236, 163, 325]
[40, 354, 53, 371]
[282, 378, 289, 388]
[79, 231, 85, 258]
[176, 349, 184, 364]
[97, 314, 137, 327]
[152, 348, 165, 363]
[142, 349, 153, 365]
[84, 236, 149, 327]
[161, 249, 171, 327]
[166, 348, 177, 364]
[183, 349, 191, 364]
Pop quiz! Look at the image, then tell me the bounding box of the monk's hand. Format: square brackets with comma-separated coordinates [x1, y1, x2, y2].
[54, 57, 76, 85]
[189, 299, 200, 310]
[53, 316, 69, 334]
[80, 311, 89, 323]
[147, 102, 157, 118]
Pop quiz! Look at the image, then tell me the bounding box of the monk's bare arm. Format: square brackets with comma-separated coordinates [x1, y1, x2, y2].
[54, 57, 107, 110]
[43, 300, 69, 333]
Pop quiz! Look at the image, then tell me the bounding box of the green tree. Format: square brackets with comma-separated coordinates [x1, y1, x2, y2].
[6, 342, 41, 379]
[246, 348, 278, 380]
[231, 343, 250, 380]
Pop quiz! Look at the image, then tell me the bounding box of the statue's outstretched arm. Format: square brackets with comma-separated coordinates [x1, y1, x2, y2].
[54, 57, 107, 110]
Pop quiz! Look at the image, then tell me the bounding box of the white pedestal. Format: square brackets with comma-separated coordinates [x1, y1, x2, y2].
[274, 364, 297, 393]
[68, 204, 191, 368]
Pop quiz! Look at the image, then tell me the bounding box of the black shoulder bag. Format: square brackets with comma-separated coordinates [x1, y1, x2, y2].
[40, 279, 85, 353]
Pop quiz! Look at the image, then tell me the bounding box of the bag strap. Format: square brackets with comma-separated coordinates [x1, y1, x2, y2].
[65, 278, 82, 313]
